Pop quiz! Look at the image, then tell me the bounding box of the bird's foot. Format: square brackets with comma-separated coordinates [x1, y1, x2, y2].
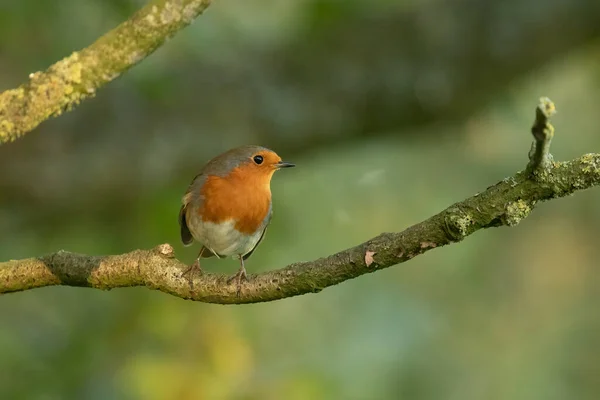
[181, 259, 203, 289]
[227, 266, 248, 296]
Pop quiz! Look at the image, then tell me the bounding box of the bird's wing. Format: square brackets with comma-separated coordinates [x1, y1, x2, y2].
[242, 226, 267, 261]
[179, 172, 207, 246]
[242, 207, 273, 261]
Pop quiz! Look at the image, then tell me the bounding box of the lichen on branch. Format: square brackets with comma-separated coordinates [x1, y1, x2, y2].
[0, 99, 599, 304]
[0, 0, 212, 144]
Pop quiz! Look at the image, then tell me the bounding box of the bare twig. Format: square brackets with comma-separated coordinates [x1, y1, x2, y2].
[0, 0, 212, 144]
[528, 97, 557, 174]
[1, 100, 599, 304]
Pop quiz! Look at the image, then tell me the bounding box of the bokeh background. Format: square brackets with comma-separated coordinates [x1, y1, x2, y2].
[1, 0, 600, 398]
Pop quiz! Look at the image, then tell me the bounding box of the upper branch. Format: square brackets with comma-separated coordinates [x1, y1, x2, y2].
[1, 99, 599, 304]
[0, 0, 212, 144]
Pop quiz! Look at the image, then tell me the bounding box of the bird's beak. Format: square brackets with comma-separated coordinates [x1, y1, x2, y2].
[275, 161, 295, 169]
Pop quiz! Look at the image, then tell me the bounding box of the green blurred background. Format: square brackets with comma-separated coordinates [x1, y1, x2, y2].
[2, 0, 600, 398]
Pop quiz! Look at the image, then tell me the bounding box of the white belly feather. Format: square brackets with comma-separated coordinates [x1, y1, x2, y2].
[190, 217, 265, 258]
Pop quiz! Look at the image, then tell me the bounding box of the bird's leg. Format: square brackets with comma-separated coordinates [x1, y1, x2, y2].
[227, 256, 248, 296]
[182, 247, 205, 288]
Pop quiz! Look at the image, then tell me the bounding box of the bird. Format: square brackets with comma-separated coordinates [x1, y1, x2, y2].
[178, 145, 295, 293]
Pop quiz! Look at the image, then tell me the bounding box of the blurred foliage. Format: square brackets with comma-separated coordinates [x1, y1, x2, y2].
[1, 0, 600, 399]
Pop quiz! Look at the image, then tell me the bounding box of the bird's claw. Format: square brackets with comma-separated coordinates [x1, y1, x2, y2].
[227, 267, 248, 296]
[181, 259, 203, 289]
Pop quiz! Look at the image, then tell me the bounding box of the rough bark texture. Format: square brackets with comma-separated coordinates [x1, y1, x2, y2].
[1, 99, 598, 304]
[0, 0, 211, 144]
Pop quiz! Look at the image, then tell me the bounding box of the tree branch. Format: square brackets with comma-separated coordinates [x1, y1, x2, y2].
[1, 99, 599, 304]
[0, 0, 212, 145]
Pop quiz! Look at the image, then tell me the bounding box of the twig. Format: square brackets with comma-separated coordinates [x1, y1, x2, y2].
[527, 96, 557, 175]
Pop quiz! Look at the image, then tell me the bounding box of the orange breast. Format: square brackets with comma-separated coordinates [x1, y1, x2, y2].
[198, 166, 273, 235]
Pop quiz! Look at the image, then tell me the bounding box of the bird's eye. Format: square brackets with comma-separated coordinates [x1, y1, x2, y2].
[253, 155, 264, 165]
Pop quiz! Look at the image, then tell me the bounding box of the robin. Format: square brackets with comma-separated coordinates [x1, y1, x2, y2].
[178, 145, 295, 292]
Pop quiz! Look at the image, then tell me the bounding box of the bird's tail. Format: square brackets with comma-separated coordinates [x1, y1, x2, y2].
[178, 205, 194, 246]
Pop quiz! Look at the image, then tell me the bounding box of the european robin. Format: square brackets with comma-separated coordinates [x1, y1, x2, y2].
[178, 145, 295, 292]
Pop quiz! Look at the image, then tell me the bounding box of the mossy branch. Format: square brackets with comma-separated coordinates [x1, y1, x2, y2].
[1, 99, 599, 304]
[0, 0, 212, 144]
